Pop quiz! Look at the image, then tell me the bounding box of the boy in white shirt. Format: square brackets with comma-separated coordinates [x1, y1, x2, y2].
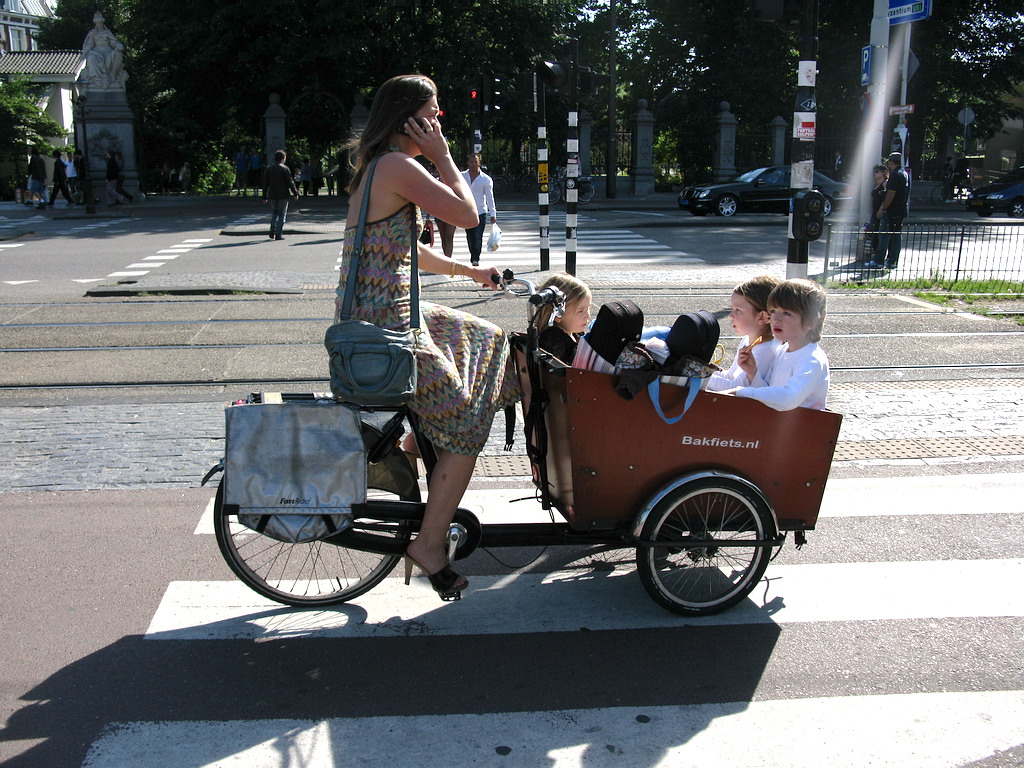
[725, 278, 830, 411]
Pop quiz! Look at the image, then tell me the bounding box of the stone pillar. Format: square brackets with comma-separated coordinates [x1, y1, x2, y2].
[631, 99, 655, 195]
[579, 109, 592, 175]
[263, 93, 286, 166]
[350, 94, 370, 137]
[80, 90, 139, 200]
[713, 101, 737, 182]
[770, 116, 788, 166]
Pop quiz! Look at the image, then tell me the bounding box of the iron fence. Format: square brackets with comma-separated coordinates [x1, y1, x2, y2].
[823, 222, 1024, 287]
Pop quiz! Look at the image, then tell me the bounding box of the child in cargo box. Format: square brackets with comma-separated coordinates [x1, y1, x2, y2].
[532, 273, 592, 365]
[722, 278, 830, 411]
[706, 275, 781, 392]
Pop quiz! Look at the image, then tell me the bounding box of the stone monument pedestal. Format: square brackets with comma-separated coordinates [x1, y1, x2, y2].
[81, 89, 139, 201]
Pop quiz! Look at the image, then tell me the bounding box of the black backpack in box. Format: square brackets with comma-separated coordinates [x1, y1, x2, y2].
[586, 300, 644, 364]
[666, 310, 720, 365]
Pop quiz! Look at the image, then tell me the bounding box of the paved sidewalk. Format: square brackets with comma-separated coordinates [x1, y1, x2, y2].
[2, 376, 1022, 493]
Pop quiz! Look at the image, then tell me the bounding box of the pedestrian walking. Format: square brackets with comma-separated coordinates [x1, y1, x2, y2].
[65, 151, 79, 204]
[248, 150, 263, 197]
[178, 162, 192, 195]
[104, 151, 129, 206]
[27, 147, 47, 207]
[159, 162, 173, 195]
[461, 153, 497, 265]
[262, 149, 299, 241]
[114, 151, 133, 202]
[47, 150, 74, 207]
[234, 148, 249, 195]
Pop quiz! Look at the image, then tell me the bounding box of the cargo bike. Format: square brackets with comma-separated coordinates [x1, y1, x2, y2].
[207, 277, 843, 616]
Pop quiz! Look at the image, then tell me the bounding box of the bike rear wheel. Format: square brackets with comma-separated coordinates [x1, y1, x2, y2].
[214, 422, 419, 607]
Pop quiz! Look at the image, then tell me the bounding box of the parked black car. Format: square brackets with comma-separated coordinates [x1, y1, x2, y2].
[966, 167, 1024, 218]
[678, 165, 852, 217]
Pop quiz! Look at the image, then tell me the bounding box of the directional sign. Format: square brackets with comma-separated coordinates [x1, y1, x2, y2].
[861, 46, 872, 86]
[889, 104, 915, 116]
[888, 0, 931, 26]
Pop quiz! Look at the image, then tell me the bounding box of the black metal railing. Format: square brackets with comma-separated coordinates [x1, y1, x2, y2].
[824, 223, 1024, 286]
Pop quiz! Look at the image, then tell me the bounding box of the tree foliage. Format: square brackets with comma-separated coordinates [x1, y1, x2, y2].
[34, 0, 1024, 187]
[41, 0, 580, 176]
[577, 0, 1024, 182]
[0, 78, 68, 162]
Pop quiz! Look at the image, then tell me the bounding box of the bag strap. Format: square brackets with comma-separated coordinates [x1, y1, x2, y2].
[339, 156, 419, 329]
[648, 377, 701, 424]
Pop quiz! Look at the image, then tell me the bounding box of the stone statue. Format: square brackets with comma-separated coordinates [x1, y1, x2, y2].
[79, 12, 127, 91]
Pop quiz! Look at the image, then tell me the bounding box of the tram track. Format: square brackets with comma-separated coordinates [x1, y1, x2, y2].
[1, 361, 1022, 393]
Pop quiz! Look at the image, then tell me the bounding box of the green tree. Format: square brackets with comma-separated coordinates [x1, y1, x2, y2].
[0, 78, 68, 161]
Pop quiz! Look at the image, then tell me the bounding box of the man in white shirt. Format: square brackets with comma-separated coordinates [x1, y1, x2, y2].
[461, 153, 497, 265]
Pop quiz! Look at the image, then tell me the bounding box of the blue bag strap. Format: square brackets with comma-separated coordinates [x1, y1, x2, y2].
[339, 155, 420, 329]
[648, 376, 701, 425]
[339, 156, 380, 321]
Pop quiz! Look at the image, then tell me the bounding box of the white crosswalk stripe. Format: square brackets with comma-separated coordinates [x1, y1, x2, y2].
[80, 691, 1024, 768]
[442, 211, 702, 267]
[76, 471, 1024, 765]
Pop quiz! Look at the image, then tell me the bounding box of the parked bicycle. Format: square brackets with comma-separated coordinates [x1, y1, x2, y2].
[546, 165, 596, 205]
[491, 169, 537, 196]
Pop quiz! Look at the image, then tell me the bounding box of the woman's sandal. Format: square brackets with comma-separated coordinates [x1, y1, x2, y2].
[404, 550, 467, 602]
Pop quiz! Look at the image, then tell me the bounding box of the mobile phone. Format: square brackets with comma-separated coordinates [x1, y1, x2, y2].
[397, 116, 428, 136]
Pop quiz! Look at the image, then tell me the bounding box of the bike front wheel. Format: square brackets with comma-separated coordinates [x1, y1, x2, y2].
[577, 179, 596, 204]
[636, 477, 774, 615]
[214, 422, 420, 607]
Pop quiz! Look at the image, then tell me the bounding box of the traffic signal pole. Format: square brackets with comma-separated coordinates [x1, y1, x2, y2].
[537, 84, 550, 271]
[565, 48, 580, 276]
[786, 0, 819, 279]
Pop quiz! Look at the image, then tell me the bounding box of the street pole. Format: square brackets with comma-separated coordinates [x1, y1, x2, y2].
[73, 87, 96, 215]
[537, 83, 550, 271]
[565, 39, 580, 276]
[859, 0, 890, 229]
[606, 0, 617, 200]
[786, 0, 819, 279]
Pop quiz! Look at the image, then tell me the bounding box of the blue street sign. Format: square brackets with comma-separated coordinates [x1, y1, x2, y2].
[860, 46, 872, 86]
[888, 0, 931, 26]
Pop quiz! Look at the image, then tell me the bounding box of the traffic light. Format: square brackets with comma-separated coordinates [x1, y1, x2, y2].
[578, 68, 611, 95]
[516, 70, 537, 113]
[791, 189, 825, 241]
[536, 60, 572, 96]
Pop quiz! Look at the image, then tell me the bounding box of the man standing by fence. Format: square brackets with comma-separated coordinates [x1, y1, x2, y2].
[869, 152, 910, 270]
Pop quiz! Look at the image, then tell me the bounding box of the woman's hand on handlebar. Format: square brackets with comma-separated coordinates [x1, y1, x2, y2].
[468, 263, 501, 290]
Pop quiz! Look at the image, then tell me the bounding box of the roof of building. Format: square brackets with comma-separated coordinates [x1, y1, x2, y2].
[4, 0, 56, 18]
[0, 50, 82, 76]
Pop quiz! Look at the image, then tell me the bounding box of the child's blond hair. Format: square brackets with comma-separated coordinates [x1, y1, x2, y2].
[768, 279, 827, 343]
[533, 273, 592, 332]
[734, 275, 780, 340]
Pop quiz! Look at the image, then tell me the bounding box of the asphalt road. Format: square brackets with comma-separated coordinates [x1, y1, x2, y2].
[1, 194, 1023, 767]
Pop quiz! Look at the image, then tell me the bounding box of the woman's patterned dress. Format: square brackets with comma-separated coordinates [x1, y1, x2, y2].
[334, 203, 519, 455]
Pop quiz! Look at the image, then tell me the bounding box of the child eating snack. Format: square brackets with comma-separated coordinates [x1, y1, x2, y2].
[725, 278, 830, 411]
[707, 275, 781, 392]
